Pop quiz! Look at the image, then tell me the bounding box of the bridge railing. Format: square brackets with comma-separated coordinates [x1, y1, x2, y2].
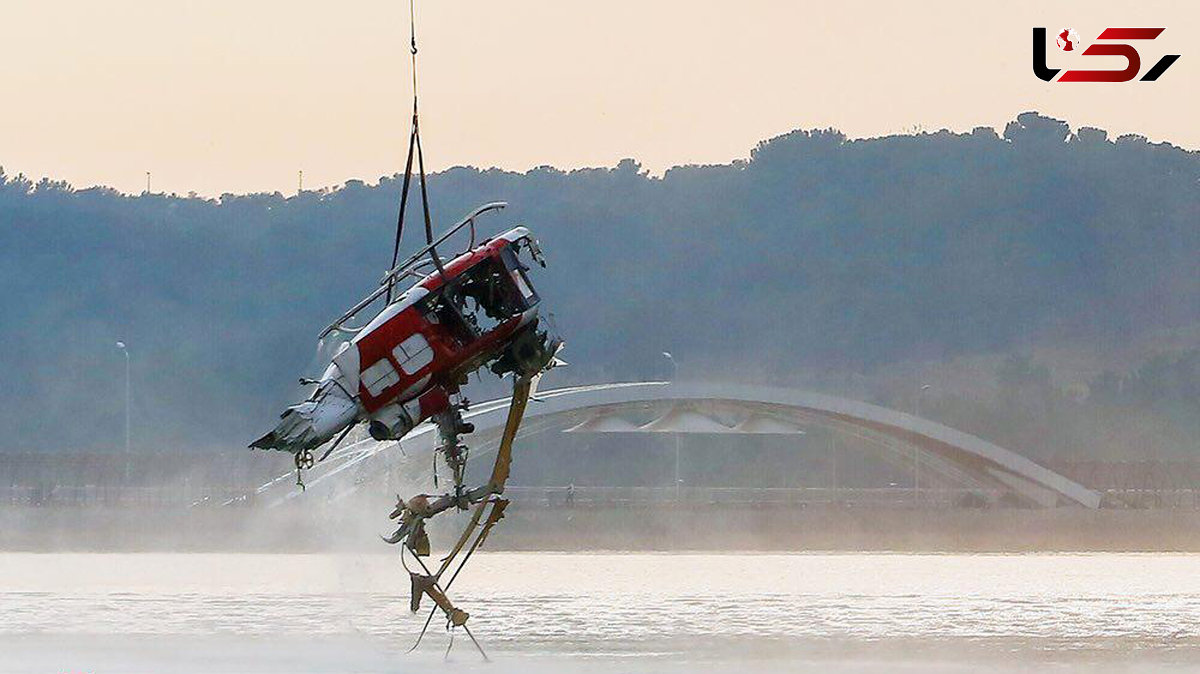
[502, 485, 1009, 508]
[5, 483, 1198, 510]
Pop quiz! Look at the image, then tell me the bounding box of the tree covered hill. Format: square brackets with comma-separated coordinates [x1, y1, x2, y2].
[0, 112, 1196, 454]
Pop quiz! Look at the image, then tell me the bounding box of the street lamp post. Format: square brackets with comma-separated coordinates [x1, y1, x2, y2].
[662, 351, 676, 382]
[116, 342, 131, 481]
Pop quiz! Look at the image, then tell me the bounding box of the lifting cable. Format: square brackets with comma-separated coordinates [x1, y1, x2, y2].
[388, 0, 443, 304]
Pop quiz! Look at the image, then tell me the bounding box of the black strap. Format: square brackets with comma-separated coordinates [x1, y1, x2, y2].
[387, 0, 442, 303]
[387, 111, 419, 303]
[414, 119, 443, 274]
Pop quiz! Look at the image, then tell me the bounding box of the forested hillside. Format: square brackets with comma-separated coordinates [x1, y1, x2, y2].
[1, 112, 1196, 457]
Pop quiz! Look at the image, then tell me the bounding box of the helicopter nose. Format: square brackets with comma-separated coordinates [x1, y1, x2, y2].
[249, 381, 358, 452]
[249, 431, 278, 450]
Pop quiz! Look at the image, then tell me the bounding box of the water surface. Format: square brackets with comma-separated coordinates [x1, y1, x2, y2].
[2, 552, 1198, 673]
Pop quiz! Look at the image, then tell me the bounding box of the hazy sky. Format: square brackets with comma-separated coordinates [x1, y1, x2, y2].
[1, 0, 1195, 195]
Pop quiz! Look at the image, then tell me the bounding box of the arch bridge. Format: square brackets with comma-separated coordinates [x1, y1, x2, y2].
[268, 381, 1100, 509]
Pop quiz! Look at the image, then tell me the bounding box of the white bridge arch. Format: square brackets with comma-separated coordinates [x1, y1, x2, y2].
[262, 381, 1100, 509]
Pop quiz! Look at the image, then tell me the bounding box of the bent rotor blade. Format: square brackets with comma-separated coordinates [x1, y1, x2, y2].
[407, 608, 437, 654]
[488, 378, 532, 490]
[434, 499, 489, 578]
[434, 378, 532, 580]
[461, 623, 490, 661]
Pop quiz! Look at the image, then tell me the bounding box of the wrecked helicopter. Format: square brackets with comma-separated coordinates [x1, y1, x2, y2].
[248, 0, 564, 656]
[250, 200, 563, 654]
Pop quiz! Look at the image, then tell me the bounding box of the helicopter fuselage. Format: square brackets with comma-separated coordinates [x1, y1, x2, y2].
[251, 226, 549, 454]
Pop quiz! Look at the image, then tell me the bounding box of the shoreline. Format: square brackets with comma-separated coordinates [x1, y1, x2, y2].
[5, 503, 1200, 553]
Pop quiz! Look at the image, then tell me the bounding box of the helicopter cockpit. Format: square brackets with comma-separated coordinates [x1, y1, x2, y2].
[418, 239, 542, 347]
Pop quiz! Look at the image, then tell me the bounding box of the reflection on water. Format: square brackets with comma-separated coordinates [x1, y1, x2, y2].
[2, 553, 1199, 671]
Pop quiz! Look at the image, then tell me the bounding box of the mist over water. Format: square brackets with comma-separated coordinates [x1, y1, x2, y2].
[3, 552, 1199, 673]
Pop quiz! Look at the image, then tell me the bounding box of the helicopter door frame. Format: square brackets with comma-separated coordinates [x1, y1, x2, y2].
[500, 245, 540, 307]
[423, 253, 528, 347]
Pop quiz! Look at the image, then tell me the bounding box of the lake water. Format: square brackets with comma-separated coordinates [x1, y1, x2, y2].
[2, 552, 1199, 673]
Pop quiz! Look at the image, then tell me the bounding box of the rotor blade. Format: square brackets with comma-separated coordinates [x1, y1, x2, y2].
[435, 495, 488, 579]
[406, 608, 437, 654]
[442, 499, 508, 594]
[489, 378, 532, 490]
[461, 623, 490, 662]
[434, 379, 531, 580]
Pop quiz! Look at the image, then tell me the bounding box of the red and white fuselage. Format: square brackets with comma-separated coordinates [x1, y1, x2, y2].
[252, 226, 548, 454]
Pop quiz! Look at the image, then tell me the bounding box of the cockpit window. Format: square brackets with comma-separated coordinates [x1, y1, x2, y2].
[361, 358, 400, 396]
[393, 333, 434, 375]
[418, 253, 531, 344]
